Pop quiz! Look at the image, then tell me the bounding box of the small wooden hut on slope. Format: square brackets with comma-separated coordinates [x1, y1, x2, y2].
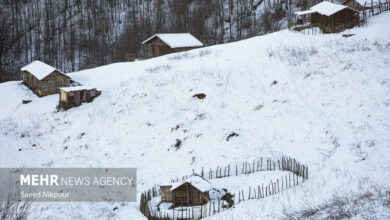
[343, 0, 383, 11]
[160, 174, 212, 207]
[343, 0, 367, 10]
[142, 33, 203, 57]
[295, 1, 360, 32]
[21, 60, 70, 97]
[58, 86, 101, 110]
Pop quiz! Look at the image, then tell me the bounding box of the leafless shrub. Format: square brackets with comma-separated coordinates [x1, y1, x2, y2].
[280, 188, 390, 220]
[0, 115, 45, 138]
[168, 49, 211, 60]
[145, 65, 171, 73]
[194, 113, 206, 120]
[267, 46, 318, 66]
[0, 184, 32, 220]
[197, 49, 212, 57]
[169, 52, 190, 60]
[254, 104, 264, 110]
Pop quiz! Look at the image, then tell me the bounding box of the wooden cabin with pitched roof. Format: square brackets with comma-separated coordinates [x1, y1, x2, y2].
[21, 60, 70, 97]
[295, 1, 360, 32]
[142, 33, 203, 57]
[342, 0, 385, 11]
[343, 0, 367, 10]
[160, 174, 212, 207]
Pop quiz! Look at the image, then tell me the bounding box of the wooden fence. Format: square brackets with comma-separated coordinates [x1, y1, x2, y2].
[363, 0, 390, 16]
[140, 156, 308, 220]
[169, 156, 308, 183]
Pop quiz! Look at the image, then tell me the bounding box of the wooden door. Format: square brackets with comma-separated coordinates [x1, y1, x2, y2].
[75, 92, 81, 106]
[153, 45, 159, 57]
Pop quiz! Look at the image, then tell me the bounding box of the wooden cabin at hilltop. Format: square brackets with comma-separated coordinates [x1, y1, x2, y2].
[21, 60, 70, 97]
[142, 33, 203, 57]
[57, 86, 101, 110]
[160, 174, 212, 207]
[343, 0, 367, 10]
[295, 1, 360, 32]
[343, 0, 383, 11]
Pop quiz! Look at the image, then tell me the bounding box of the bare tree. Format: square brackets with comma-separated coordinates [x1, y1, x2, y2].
[0, 184, 32, 220]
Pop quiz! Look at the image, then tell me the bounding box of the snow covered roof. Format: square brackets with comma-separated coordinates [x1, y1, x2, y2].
[352, 0, 368, 5]
[142, 33, 203, 49]
[345, 0, 379, 6]
[296, 1, 358, 17]
[311, 1, 349, 16]
[295, 9, 316, 15]
[21, 60, 66, 80]
[344, 0, 386, 6]
[171, 174, 212, 192]
[59, 86, 96, 92]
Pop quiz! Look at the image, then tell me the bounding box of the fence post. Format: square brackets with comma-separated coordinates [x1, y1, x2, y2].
[260, 158, 263, 171]
[306, 166, 309, 180]
[261, 183, 265, 198]
[293, 172, 295, 186]
[289, 173, 291, 188]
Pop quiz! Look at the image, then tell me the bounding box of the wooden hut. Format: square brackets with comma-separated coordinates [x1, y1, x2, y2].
[342, 0, 384, 11]
[343, 0, 367, 10]
[295, 1, 360, 32]
[57, 86, 101, 110]
[142, 33, 203, 57]
[21, 60, 70, 97]
[163, 174, 212, 207]
[160, 184, 173, 203]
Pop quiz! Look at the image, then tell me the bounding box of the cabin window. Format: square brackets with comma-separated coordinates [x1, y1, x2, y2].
[90, 90, 96, 97]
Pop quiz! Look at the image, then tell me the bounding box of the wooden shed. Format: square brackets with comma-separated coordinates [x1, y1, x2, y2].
[160, 184, 173, 203]
[142, 33, 203, 57]
[343, 0, 367, 10]
[295, 1, 360, 32]
[57, 86, 101, 110]
[21, 60, 70, 97]
[163, 174, 212, 207]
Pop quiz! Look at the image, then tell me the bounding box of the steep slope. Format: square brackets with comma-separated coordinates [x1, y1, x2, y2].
[0, 11, 389, 219]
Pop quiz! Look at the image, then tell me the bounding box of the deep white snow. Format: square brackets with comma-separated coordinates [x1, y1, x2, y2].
[0, 11, 389, 220]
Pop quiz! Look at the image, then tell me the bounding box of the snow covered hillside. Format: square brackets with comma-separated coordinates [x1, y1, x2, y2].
[1, 11, 390, 220]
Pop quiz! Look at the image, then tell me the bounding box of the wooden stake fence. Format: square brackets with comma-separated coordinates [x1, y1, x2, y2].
[140, 156, 309, 219]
